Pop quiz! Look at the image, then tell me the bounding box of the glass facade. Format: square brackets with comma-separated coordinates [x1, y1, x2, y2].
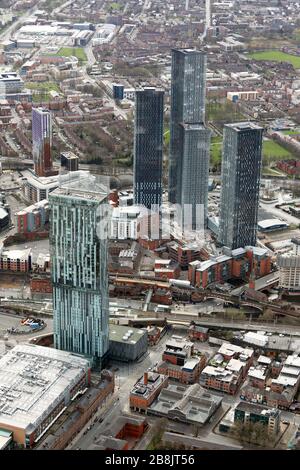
[133, 87, 164, 209]
[168, 49, 209, 230]
[218, 123, 263, 250]
[179, 123, 211, 229]
[49, 178, 109, 367]
[32, 108, 53, 177]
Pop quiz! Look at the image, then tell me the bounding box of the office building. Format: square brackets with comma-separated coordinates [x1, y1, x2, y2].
[109, 325, 148, 362]
[60, 151, 79, 172]
[168, 49, 210, 229]
[218, 122, 263, 250]
[234, 402, 281, 435]
[0, 72, 24, 97]
[49, 174, 110, 367]
[32, 107, 56, 177]
[133, 87, 164, 209]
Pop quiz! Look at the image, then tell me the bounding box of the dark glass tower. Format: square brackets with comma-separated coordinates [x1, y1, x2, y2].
[134, 87, 164, 210]
[218, 122, 263, 250]
[168, 49, 209, 229]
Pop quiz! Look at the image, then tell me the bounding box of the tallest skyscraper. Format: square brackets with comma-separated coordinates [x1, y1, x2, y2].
[168, 49, 211, 230]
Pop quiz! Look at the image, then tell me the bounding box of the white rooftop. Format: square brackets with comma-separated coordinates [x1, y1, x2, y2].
[0, 345, 89, 434]
[0, 248, 31, 262]
[258, 219, 288, 230]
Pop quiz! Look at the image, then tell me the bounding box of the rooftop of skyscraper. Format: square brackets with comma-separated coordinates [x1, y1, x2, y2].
[52, 172, 109, 202]
[172, 48, 205, 55]
[225, 122, 263, 131]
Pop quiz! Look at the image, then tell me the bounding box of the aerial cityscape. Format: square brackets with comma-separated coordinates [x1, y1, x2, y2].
[1, 0, 300, 455]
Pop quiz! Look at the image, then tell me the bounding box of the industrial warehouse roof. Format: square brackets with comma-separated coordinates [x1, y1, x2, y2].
[149, 383, 222, 425]
[258, 219, 288, 230]
[0, 345, 89, 435]
[109, 325, 146, 345]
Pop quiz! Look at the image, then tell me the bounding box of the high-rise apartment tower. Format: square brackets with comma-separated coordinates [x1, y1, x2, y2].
[168, 49, 210, 230]
[218, 122, 263, 250]
[134, 87, 164, 210]
[49, 174, 110, 367]
[32, 107, 56, 177]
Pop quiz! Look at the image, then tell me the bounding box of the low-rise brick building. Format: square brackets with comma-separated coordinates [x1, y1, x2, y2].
[200, 343, 254, 395]
[188, 323, 209, 342]
[129, 372, 168, 413]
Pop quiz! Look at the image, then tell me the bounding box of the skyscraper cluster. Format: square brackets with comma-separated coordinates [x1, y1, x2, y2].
[132, 47, 263, 250]
[50, 48, 263, 369]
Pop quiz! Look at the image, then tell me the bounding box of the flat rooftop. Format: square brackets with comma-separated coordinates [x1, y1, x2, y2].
[0, 345, 89, 434]
[109, 325, 146, 345]
[131, 372, 166, 399]
[225, 122, 263, 132]
[149, 383, 222, 425]
[51, 173, 108, 202]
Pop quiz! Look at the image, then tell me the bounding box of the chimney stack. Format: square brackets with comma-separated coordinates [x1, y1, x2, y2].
[144, 372, 148, 385]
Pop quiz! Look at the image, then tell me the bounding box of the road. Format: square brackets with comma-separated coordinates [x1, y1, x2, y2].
[70, 331, 177, 449]
[260, 201, 300, 226]
[85, 43, 97, 66]
[0, 311, 53, 343]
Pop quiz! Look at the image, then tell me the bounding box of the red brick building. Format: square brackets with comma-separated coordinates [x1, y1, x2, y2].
[188, 246, 272, 288]
[30, 275, 52, 294]
[0, 248, 31, 272]
[188, 323, 209, 342]
[130, 372, 168, 413]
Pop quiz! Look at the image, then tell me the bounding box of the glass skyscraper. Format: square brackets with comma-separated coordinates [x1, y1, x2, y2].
[49, 174, 110, 368]
[179, 123, 211, 230]
[32, 107, 56, 177]
[134, 87, 164, 210]
[218, 122, 263, 250]
[168, 49, 210, 229]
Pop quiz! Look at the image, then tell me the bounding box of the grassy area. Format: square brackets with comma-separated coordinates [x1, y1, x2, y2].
[210, 136, 222, 168]
[263, 140, 292, 162]
[206, 100, 245, 124]
[248, 50, 300, 69]
[262, 168, 287, 177]
[56, 47, 87, 62]
[282, 129, 300, 135]
[164, 129, 170, 147]
[43, 0, 65, 11]
[110, 2, 122, 9]
[26, 82, 61, 92]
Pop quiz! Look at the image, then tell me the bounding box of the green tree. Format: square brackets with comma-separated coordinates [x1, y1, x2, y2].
[231, 421, 276, 447]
